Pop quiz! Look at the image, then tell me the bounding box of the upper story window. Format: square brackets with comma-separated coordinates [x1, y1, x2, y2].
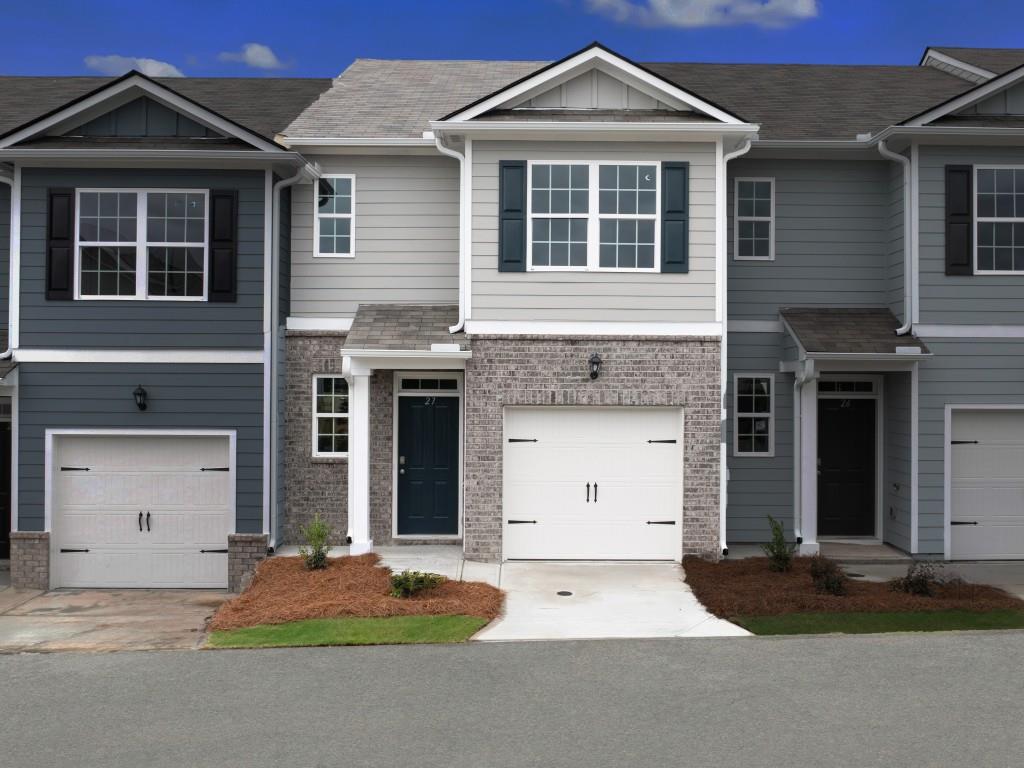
[734, 374, 774, 457]
[528, 161, 659, 271]
[976, 167, 1024, 273]
[315, 175, 355, 258]
[76, 189, 207, 300]
[313, 375, 349, 457]
[734, 178, 774, 261]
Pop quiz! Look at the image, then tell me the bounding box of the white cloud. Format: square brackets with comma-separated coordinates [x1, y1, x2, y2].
[218, 43, 286, 70]
[586, 0, 819, 28]
[84, 54, 184, 78]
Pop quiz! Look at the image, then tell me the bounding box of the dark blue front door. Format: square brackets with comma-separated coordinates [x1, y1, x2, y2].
[397, 396, 459, 536]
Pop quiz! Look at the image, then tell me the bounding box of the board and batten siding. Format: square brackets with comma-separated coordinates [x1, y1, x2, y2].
[883, 371, 912, 552]
[471, 140, 716, 323]
[16, 363, 264, 534]
[290, 154, 459, 317]
[19, 168, 266, 349]
[726, 331, 794, 542]
[728, 159, 890, 321]
[919, 145, 1024, 324]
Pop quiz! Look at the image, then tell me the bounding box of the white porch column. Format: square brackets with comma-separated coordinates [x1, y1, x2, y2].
[347, 367, 373, 554]
[799, 376, 819, 555]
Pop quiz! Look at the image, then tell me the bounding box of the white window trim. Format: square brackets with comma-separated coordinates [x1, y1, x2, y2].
[526, 160, 661, 273]
[313, 173, 356, 259]
[733, 372, 775, 457]
[312, 374, 350, 458]
[733, 176, 775, 262]
[73, 188, 209, 302]
[973, 165, 1024, 275]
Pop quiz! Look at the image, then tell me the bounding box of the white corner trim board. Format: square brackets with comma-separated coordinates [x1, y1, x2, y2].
[285, 317, 354, 332]
[14, 349, 265, 364]
[462, 320, 723, 337]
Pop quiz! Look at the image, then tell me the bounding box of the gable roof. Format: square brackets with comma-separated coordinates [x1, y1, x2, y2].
[929, 47, 1024, 77]
[0, 73, 331, 146]
[899, 60, 1024, 127]
[284, 58, 972, 142]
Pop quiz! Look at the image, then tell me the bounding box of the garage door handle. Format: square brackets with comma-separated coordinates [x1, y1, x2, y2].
[508, 520, 537, 525]
[586, 482, 590, 503]
[593, 482, 597, 503]
[59, 548, 90, 553]
[146, 512, 151, 532]
[138, 512, 143, 532]
[646, 520, 676, 525]
[951, 521, 978, 526]
[200, 548, 229, 554]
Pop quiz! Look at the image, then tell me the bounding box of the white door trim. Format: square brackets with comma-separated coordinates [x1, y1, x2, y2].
[391, 372, 464, 541]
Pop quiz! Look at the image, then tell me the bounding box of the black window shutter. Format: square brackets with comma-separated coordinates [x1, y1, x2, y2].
[46, 188, 75, 300]
[661, 162, 689, 273]
[945, 164, 973, 276]
[498, 160, 526, 272]
[209, 189, 238, 302]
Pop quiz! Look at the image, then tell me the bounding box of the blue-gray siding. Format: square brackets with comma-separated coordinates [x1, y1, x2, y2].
[0, 184, 8, 337]
[16, 363, 264, 533]
[884, 371, 912, 552]
[887, 157, 906, 319]
[20, 168, 266, 348]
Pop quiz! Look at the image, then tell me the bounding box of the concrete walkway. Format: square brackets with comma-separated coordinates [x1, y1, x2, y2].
[846, 560, 1024, 600]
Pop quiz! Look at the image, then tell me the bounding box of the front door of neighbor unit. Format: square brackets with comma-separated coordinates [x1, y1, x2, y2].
[503, 407, 683, 560]
[53, 434, 233, 588]
[818, 398, 876, 536]
[951, 410, 1024, 560]
[397, 397, 460, 536]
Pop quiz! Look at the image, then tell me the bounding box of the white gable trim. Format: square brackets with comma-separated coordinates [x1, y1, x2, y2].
[443, 46, 744, 126]
[903, 63, 1024, 127]
[920, 49, 997, 82]
[0, 74, 285, 152]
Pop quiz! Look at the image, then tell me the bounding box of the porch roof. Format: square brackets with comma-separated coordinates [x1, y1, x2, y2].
[780, 307, 930, 358]
[342, 304, 467, 352]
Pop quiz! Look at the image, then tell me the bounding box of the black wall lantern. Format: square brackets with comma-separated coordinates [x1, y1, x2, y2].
[133, 385, 148, 411]
[588, 353, 603, 380]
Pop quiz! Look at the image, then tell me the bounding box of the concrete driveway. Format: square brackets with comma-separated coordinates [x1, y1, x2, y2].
[0, 587, 227, 653]
[475, 561, 748, 641]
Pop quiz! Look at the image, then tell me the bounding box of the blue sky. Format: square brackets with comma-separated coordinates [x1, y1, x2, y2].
[0, 0, 1020, 78]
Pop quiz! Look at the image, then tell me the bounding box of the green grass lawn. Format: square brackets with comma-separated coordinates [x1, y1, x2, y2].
[207, 615, 490, 649]
[737, 609, 1024, 636]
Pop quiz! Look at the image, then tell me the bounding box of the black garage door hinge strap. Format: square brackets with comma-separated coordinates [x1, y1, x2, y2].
[200, 548, 229, 554]
[950, 521, 978, 526]
[951, 440, 979, 445]
[646, 520, 677, 525]
[507, 438, 538, 443]
[200, 467, 230, 472]
[647, 439, 677, 444]
[507, 520, 537, 525]
[59, 548, 90, 553]
[60, 466, 90, 472]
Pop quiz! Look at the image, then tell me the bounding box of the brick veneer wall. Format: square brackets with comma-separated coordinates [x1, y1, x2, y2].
[228, 533, 269, 592]
[463, 336, 722, 562]
[11, 532, 50, 590]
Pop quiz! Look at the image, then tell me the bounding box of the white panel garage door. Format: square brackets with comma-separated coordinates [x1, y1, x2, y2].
[951, 411, 1024, 560]
[53, 434, 233, 588]
[503, 408, 683, 560]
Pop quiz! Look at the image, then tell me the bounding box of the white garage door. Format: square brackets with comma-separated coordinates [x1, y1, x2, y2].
[951, 411, 1024, 560]
[503, 408, 683, 560]
[53, 434, 233, 588]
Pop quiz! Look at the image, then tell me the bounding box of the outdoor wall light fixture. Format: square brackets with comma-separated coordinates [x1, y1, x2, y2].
[133, 385, 148, 411]
[588, 353, 603, 380]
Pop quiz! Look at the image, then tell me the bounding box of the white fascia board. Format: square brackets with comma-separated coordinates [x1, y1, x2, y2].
[920, 49, 996, 81]
[463, 320, 722, 337]
[901, 65, 1024, 127]
[0, 75, 286, 153]
[343, 349, 472, 359]
[14, 349, 264, 364]
[0, 149, 306, 168]
[805, 351, 931, 361]
[286, 317, 354, 331]
[431, 120, 759, 138]
[443, 47, 745, 125]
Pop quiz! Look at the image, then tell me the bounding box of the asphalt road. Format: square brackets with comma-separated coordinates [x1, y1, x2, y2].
[3, 632, 1024, 768]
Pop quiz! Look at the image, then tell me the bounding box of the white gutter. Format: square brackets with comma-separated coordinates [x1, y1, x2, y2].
[267, 162, 320, 548]
[719, 138, 752, 557]
[434, 134, 468, 334]
[877, 140, 913, 335]
[0, 149, 305, 162]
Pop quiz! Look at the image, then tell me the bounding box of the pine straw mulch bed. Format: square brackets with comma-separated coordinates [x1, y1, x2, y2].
[211, 554, 504, 631]
[683, 556, 1024, 619]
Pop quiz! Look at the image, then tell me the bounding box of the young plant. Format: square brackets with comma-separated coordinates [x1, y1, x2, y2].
[761, 514, 796, 572]
[890, 561, 944, 597]
[390, 570, 446, 598]
[808, 554, 848, 596]
[298, 513, 332, 571]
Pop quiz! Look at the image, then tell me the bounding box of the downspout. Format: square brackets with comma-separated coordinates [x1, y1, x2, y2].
[434, 134, 467, 333]
[268, 162, 319, 550]
[719, 138, 752, 557]
[0, 170, 13, 362]
[878, 140, 912, 335]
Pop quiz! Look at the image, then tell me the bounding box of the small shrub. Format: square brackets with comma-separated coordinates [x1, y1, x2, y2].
[298, 514, 331, 571]
[390, 570, 446, 598]
[808, 554, 848, 596]
[890, 561, 944, 597]
[761, 515, 796, 572]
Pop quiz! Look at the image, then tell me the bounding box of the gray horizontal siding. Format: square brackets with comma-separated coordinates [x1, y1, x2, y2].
[726, 331, 794, 543]
[919, 146, 1024, 324]
[917, 337, 1024, 554]
[887, 158, 906, 319]
[883, 371, 912, 552]
[290, 155, 459, 317]
[16, 363, 264, 533]
[471, 141, 717, 323]
[20, 168, 266, 348]
[728, 159, 890, 321]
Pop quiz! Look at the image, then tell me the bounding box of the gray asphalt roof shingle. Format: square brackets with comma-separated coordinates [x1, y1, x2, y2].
[343, 304, 465, 351]
[0, 76, 332, 142]
[933, 47, 1024, 76]
[780, 308, 929, 356]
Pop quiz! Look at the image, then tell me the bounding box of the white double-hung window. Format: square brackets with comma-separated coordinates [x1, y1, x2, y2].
[76, 189, 208, 300]
[975, 167, 1024, 273]
[528, 161, 659, 271]
[315, 175, 355, 257]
